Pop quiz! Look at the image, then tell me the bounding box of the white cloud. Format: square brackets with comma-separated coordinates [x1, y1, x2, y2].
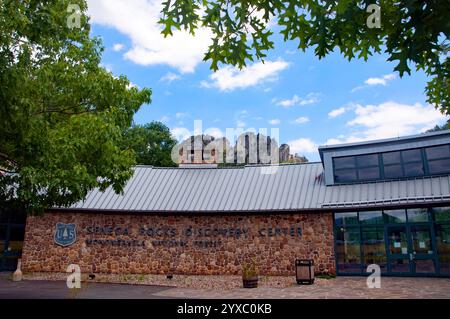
[200, 60, 289, 92]
[159, 116, 170, 123]
[112, 43, 124, 52]
[328, 107, 348, 118]
[175, 112, 188, 119]
[87, 0, 212, 73]
[204, 127, 224, 139]
[273, 92, 320, 108]
[287, 138, 317, 154]
[171, 127, 192, 141]
[127, 81, 139, 89]
[236, 120, 246, 128]
[365, 73, 396, 86]
[268, 119, 281, 125]
[160, 72, 181, 83]
[292, 117, 310, 124]
[325, 101, 447, 144]
[351, 73, 397, 92]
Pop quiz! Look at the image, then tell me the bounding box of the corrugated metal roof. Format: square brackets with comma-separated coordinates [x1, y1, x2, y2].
[65, 164, 450, 213]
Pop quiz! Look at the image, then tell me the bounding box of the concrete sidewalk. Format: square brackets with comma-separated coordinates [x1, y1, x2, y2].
[0, 273, 175, 299]
[1, 273, 449, 299]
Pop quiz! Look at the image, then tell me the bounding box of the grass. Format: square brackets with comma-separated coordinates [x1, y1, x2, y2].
[315, 273, 336, 280]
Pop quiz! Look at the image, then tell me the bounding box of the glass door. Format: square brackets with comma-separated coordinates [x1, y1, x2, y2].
[410, 225, 436, 274]
[386, 225, 412, 274]
[387, 224, 437, 275]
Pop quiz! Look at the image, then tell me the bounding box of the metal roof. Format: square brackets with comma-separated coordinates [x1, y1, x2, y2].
[65, 164, 450, 213]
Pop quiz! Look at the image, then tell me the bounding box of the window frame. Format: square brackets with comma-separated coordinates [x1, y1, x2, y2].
[332, 143, 450, 184]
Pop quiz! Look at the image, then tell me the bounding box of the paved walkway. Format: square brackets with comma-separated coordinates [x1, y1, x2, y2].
[1, 273, 449, 299]
[0, 273, 173, 299]
[152, 277, 450, 299]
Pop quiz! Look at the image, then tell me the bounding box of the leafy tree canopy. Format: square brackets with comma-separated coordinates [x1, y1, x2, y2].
[160, 0, 449, 113]
[0, 0, 151, 212]
[426, 120, 450, 132]
[123, 122, 178, 167]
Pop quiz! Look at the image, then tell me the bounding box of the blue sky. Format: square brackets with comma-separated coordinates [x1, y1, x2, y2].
[87, 0, 448, 161]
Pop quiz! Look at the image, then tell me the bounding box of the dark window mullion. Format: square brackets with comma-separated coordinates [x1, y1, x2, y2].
[421, 148, 430, 175]
[379, 153, 385, 180]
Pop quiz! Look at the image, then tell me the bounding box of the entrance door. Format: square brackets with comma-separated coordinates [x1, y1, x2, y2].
[387, 225, 411, 274]
[386, 225, 436, 275]
[410, 225, 436, 274]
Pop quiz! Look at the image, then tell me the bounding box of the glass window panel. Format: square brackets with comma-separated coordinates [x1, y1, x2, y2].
[334, 169, 357, 183]
[407, 208, 429, 222]
[428, 159, 450, 174]
[335, 228, 361, 273]
[425, 145, 450, 160]
[415, 259, 435, 274]
[401, 149, 422, 162]
[382, 151, 401, 165]
[390, 258, 410, 273]
[410, 225, 433, 254]
[404, 162, 424, 177]
[433, 207, 450, 222]
[438, 255, 450, 275]
[358, 167, 380, 180]
[334, 212, 358, 227]
[435, 224, 450, 255]
[387, 226, 408, 254]
[361, 226, 386, 272]
[356, 154, 379, 167]
[384, 164, 404, 179]
[359, 211, 383, 224]
[384, 210, 407, 223]
[333, 156, 356, 169]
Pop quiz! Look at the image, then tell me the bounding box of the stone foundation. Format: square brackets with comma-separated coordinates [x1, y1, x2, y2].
[21, 211, 335, 276]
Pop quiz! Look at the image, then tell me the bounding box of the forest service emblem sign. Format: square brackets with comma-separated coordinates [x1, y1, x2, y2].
[54, 222, 77, 247]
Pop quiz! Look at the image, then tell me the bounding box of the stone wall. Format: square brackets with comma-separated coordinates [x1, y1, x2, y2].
[21, 211, 335, 276]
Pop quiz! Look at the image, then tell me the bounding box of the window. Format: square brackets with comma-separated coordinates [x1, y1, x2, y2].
[357, 154, 378, 166]
[334, 212, 358, 226]
[359, 211, 383, 224]
[334, 156, 356, 169]
[433, 207, 450, 222]
[383, 151, 401, 165]
[407, 208, 429, 222]
[426, 145, 450, 174]
[384, 164, 403, 178]
[383, 151, 404, 179]
[361, 226, 387, 272]
[335, 227, 361, 273]
[384, 209, 407, 223]
[401, 149, 424, 177]
[333, 144, 450, 184]
[426, 145, 450, 160]
[334, 169, 357, 183]
[333, 153, 379, 183]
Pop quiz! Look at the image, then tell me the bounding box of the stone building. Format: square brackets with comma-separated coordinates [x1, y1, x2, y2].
[1, 130, 450, 278]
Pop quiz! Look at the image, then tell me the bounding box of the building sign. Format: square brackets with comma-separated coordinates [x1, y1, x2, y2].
[83, 224, 302, 249]
[54, 223, 77, 247]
